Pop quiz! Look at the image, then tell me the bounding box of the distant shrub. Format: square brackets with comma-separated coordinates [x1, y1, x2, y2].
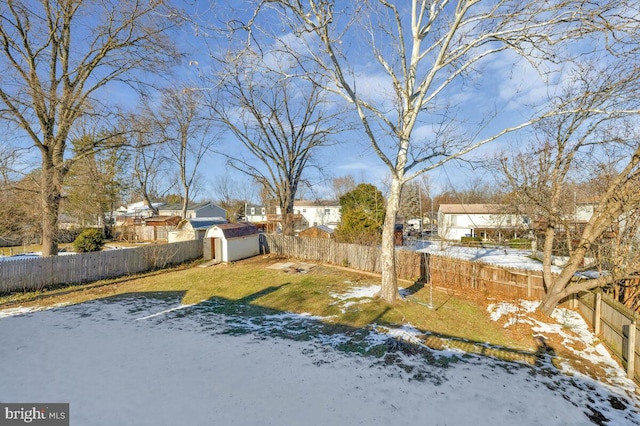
[73, 228, 105, 253]
[509, 238, 531, 249]
[460, 236, 482, 246]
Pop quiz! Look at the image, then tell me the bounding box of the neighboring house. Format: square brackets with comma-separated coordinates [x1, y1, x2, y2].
[532, 199, 606, 261]
[244, 204, 268, 223]
[168, 217, 228, 243]
[113, 201, 165, 226]
[158, 201, 227, 220]
[296, 200, 341, 229]
[112, 201, 167, 242]
[437, 204, 528, 241]
[532, 200, 599, 234]
[299, 225, 334, 239]
[203, 222, 260, 263]
[244, 204, 280, 233]
[274, 200, 342, 234]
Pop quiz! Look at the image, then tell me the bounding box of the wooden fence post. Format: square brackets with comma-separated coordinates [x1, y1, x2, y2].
[627, 321, 636, 380]
[594, 291, 602, 336]
[527, 271, 532, 298]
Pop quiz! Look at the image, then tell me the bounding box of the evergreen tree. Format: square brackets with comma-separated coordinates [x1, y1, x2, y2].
[335, 184, 385, 245]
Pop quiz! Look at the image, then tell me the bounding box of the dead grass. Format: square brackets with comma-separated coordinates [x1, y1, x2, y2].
[0, 255, 539, 354]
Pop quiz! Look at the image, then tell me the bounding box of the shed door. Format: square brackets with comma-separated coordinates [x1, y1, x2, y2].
[210, 237, 216, 259]
[213, 238, 223, 263]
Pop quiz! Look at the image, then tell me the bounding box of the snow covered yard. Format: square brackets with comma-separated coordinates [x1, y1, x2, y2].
[1, 288, 639, 425]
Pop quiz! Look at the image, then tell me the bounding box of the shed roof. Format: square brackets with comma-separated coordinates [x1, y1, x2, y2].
[210, 222, 258, 239]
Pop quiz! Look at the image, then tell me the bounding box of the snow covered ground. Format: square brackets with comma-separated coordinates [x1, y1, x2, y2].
[1, 284, 639, 425]
[412, 240, 560, 272]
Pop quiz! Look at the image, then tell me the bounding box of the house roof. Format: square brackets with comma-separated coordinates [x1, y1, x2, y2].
[159, 201, 219, 212]
[438, 204, 511, 215]
[210, 222, 258, 238]
[178, 217, 228, 230]
[294, 200, 340, 207]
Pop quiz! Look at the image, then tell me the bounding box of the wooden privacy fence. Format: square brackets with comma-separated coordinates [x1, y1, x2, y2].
[576, 291, 640, 383]
[265, 234, 640, 383]
[426, 255, 547, 299]
[0, 240, 203, 293]
[263, 234, 544, 298]
[263, 234, 423, 280]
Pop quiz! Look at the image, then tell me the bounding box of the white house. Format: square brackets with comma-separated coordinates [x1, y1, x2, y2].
[437, 204, 528, 241]
[275, 200, 341, 233]
[158, 201, 227, 220]
[203, 222, 260, 263]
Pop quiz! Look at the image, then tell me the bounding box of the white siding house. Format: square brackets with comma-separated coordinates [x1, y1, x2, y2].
[437, 204, 528, 241]
[276, 200, 341, 233]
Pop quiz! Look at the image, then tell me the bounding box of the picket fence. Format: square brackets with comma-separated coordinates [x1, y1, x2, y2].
[264, 234, 640, 383]
[0, 240, 203, 293]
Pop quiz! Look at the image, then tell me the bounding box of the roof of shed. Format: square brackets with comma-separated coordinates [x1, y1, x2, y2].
[210, 222, 258, 238]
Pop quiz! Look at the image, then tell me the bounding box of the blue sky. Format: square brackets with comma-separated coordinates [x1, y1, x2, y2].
[0, 0, 581, 204]
[171, 0, 565, 203]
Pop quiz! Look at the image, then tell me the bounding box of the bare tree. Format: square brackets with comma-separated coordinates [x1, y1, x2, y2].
[0, 0, 179, 255]
[331, 175, 357, 200]
[155, 87, 217, 219]
[207, 46, 343, 235]
[127, 113, 171, 216]
[0, 170, 42, 245]
[499, 59, 640, 315]
[260, 0, 617, 301]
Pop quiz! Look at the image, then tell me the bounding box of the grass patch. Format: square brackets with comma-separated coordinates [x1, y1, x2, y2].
[0, 255, 536, 354]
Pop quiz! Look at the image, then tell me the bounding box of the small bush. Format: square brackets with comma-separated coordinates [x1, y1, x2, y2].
[73, 228, 105, 253]
[508, 238, 531, 249]
[460, 236, 482, 246]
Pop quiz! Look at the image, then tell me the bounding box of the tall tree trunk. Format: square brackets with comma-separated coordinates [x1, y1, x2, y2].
[540, 226, 556, 297]
[181, 186, 189, 219]
[281, 197, 295, 236]
[379, 176, 404, 303]
[40, 160, 62, 256]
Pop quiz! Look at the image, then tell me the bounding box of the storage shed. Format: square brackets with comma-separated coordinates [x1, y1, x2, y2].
[203, 222, 260, 263]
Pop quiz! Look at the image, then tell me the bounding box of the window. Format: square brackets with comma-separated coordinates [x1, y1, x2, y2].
[250, 207, 255, 215]
[261, 207, 265, 214]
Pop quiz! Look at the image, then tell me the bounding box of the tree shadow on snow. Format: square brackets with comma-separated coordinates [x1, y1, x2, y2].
[49, 288, 638, 425]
